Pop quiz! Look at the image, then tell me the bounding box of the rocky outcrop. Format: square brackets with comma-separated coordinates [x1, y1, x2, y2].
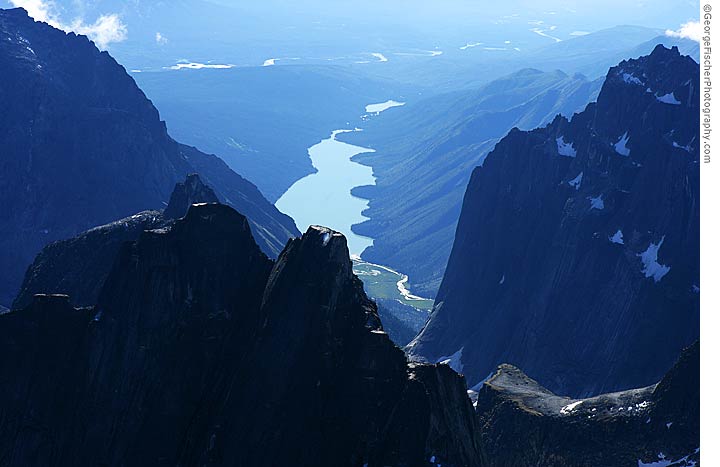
[0, 204, 483, 466]
[164, 173, 220, 219]
[12, 210, 164, 309]
[0, 8, 298, 307]
[474, 342, 700, 467]
[13, 174, 221, 309]
[409, 45, 700, 397]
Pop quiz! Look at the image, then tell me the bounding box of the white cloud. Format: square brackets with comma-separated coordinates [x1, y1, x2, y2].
[665, 21, 701, 42]
[155, 32, 168, 45]
[71, 14, 127, 49]
[10, 0, 127, 49]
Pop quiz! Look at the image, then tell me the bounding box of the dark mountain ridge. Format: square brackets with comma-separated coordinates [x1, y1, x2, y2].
[13, 174, 219, 309]
[0, 202, 483, 466]
[1, 198, 699, 466]
[409, 45, 700, 397]
[0, 7, 298, 307]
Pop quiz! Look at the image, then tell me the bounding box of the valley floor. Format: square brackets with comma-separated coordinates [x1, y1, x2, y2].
[352, 255, 434, 311]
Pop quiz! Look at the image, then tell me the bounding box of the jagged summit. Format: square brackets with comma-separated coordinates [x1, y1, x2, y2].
[13, 175, 248, 310]
[163, 202, 260, 252]
[607, 44, 695, 96]
[1, 197, 484, 466]
[164, 174, 220, 219]
[271, 225, 355, 284]
[296, 225, 354, 269]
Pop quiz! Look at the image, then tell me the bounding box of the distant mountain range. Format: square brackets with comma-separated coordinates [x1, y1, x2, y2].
[361, 25, 699, 91]
[408, 45, 700, 397]
[0, 8, 298, 307]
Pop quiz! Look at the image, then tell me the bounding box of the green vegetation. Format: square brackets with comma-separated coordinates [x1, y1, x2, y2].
[353, 258, 434, 311]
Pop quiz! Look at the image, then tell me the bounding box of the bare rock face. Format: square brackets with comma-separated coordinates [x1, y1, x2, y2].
[0, 8, 298, 307]
[474, 342, 699, 467]
[13, 174, 219, 309]
[163, 173, 220, 219]
[0, 203, 483, 466]
[409, 45, 700, 397]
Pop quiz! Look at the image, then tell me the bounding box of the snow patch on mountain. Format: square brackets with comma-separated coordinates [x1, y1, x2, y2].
[621, 72, 644, 86]
[672, 141, 692, 152]
[638, 236, 671, 282]
[560, 400, 583, 414]
[656, 92, 681, 105]
[588, 195, 604, 210]
[610, 230, 624, 245]
[637, 448, 699, 467]
[615, 132, 631, 156]
[568, 172, 583, 190]
[556, 136, 576, 157]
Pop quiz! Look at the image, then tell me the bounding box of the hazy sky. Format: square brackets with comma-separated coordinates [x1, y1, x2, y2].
[219, 0, 700, 29]
[5, 0, 700, 55]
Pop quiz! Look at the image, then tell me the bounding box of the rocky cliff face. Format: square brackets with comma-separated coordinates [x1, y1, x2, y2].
[0, 8, 298, 307]
[13, 174, 220, 309]
[474, 342, 699, 467]
[0, 203, 483, 466]
[409, 45, 700, 397]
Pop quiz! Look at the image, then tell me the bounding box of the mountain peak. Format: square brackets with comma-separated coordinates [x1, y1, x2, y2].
[651, 43, 680, 56]
[410, 47, 699, 396]
[306, 225, 349, 253]
[164, 173, 220, 219]
[169, 202, 259, 254]
[263, 225, 357, 315]
[274, 225, 354, 278]
[602, 42, 698, 112]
